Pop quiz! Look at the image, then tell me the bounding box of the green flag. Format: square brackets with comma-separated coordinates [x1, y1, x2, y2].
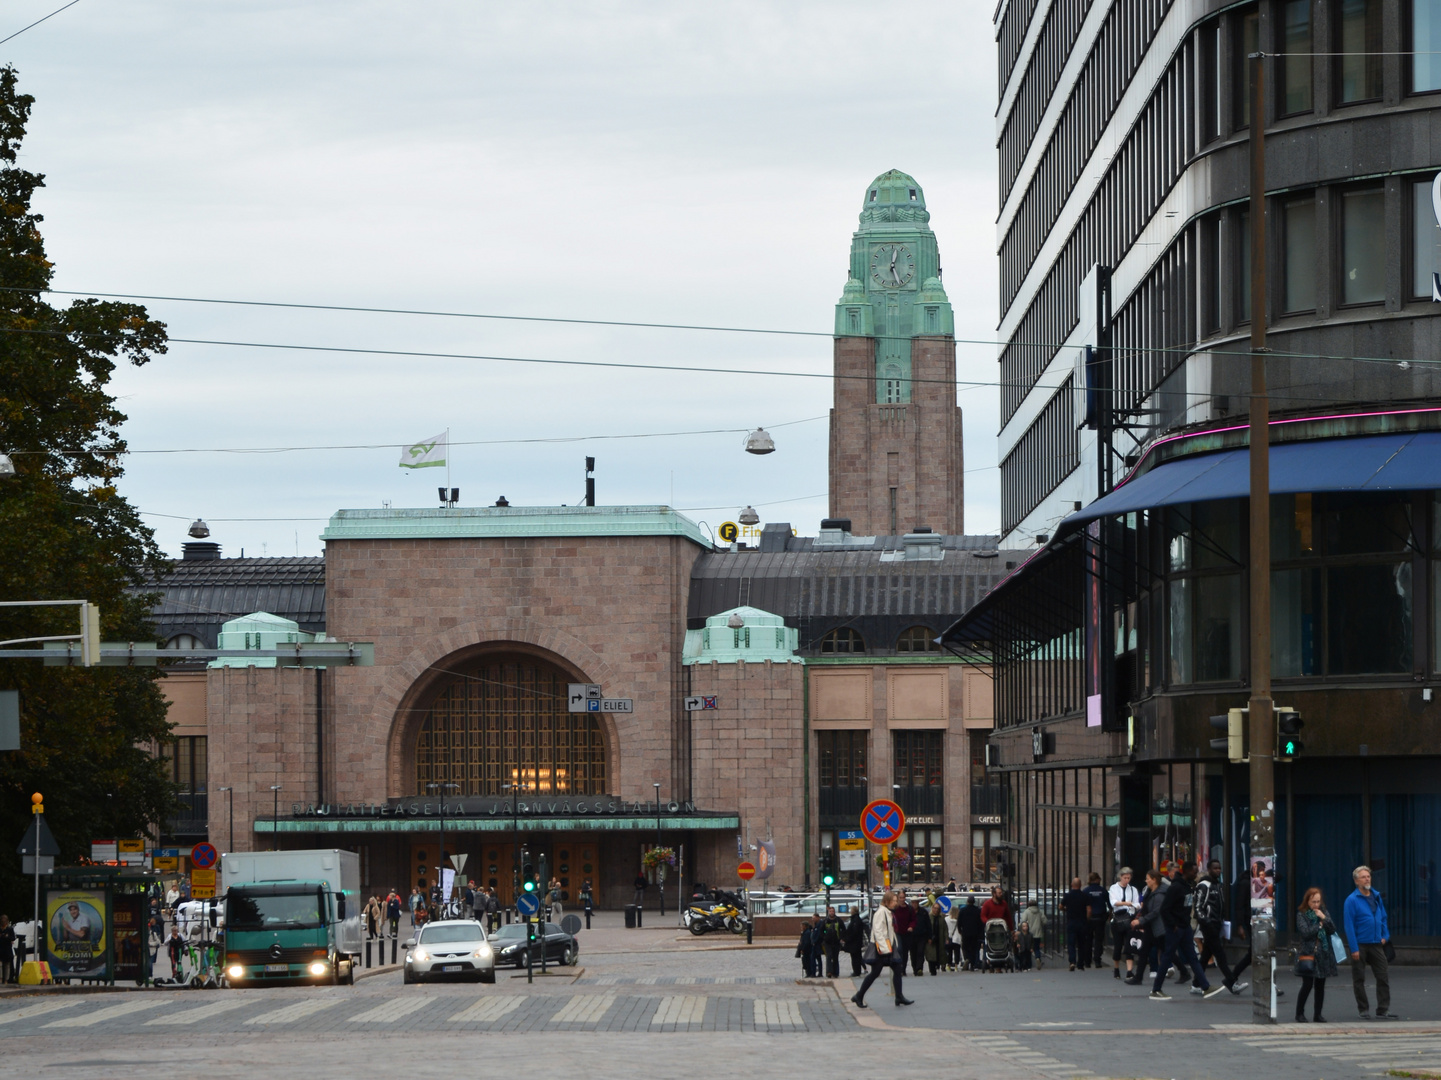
[399, 433, 446, 470]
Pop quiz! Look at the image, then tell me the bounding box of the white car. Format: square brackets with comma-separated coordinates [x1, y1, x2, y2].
[403, 920, 496, 984]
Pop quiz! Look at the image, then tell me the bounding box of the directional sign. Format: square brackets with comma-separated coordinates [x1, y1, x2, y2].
[935, 894, 953, 914]
[516, 892, 540, 917]
[736, 861, 756, 881]
[684, 696, 718, 711]
[587, 698, 633, 713]
[190, 842, 219, 869]
[568, 683, 603, 713]
[860, 800, 906, 845]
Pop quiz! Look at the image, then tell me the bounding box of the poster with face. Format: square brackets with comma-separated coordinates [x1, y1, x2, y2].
[1250, 855, 1276, 918]
[46, 889, 108, 979]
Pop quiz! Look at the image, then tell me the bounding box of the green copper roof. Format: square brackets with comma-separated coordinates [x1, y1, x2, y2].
[862, 169, 926, 213]
[683, 605, 801, 666]
[321, 505, 712, 549]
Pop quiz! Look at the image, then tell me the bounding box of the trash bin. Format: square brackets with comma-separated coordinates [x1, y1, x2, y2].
[624, 904, 638, 929]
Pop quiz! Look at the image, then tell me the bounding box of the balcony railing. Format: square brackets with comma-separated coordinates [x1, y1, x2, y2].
[167, 791, 208, 836]
[819, 786, 870, 820]
[894, 784, 944, 817]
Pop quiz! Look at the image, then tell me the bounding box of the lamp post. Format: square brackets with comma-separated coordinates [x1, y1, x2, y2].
[217, 787, 233, 853]
[654, 781, 665, 918]
[504, 782, 521, 908]
[269, 784, 281, 851]
[428, 781, 460, 912]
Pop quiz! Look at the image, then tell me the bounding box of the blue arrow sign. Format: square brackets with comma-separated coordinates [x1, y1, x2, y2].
[935, 894, 953, 913]
[516, 892, 540, 917]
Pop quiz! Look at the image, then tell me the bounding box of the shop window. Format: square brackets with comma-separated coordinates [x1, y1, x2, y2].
[894, 827, 944, 884]
[1412, 0, 1441, 92]
[896, 625, 940, 653]
[1342, 188, 1387, 304]
[819, 627, 865, 654]
[1337, 0, 1383, 103]
[1168, 502, 1243, 685]
[1414, 177, 1441, 297]
[1283, 197, 1317, 312]
[1281, 0, 1314, 115]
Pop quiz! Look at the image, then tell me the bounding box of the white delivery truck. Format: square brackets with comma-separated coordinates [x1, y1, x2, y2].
[219, 849, 363, 985]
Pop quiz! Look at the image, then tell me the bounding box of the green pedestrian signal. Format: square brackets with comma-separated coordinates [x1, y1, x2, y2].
[1276, 707, 1304, 761]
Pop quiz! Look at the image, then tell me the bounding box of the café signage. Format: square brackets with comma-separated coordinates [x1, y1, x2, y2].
[290, 795, 699, 820]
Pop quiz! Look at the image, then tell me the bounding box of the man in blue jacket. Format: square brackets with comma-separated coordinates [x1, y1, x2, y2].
[1343, 865, 1395, 1020]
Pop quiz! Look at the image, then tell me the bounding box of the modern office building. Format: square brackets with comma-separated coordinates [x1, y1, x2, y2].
[955, 0, 1441, 951]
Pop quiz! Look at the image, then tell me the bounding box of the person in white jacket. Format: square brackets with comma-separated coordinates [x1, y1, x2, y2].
[850, 891, 914, 1008]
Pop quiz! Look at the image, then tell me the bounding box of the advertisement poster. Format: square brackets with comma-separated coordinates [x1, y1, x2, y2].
[755, 840, 776, 880]
[1250, 855, 1276, 919]
[45, 889, 108, 979]
[112, 895, 145, 983]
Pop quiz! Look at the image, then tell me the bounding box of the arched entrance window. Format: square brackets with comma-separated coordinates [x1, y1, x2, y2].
[414, 654, 607, 796]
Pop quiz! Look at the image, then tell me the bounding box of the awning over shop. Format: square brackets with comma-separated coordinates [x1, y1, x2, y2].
[1061, 431, 1441, 531]
[256, 814, 741, 835]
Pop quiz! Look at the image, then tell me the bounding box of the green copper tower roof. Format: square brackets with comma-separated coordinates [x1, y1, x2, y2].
[835, 170, 953, 401]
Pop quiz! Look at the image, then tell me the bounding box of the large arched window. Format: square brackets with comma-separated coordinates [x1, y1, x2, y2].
[414, 654, 607, 796]
[819, 627, 865, 654]
[896, 626, 940, 653]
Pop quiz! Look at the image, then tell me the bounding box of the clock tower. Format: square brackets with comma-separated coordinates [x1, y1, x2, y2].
[829, 169, 963, 535]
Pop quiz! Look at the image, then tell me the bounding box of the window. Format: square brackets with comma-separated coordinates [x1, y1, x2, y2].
[1200, 19, 1221, 142]
[1412, 0, 1441, 92]
[882, 363, 904, 403]
[1343, 188, 1387, 304]
[1281, 0, 1314, 115]
[414, 656, 607, 796]
[162, 736, 208, 793]
[1200, 214, 1221, 333]
[1167, 503, 1244, 684]
[894, 826, 944, 884]
[1233, 6, 1260, 128]
[819, 627, 865, 654]
[892, 730, 943, 817]
[896, 626, 940, 653]
[165, 634, 202, 650]
[818, 730, 868, 822]
[1238, 210, 1253, 322]
[1414, 177, 1440, 297]
[1338, 0, 1383, 103]
[1284, 197, 1317, 312]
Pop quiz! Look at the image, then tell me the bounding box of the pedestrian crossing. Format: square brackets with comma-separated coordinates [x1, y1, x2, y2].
[578, 974, 782, 986]
[0, 985, 849, 1035]
[964, 1035, 1097, 1078]
[1230, 1030, 1441, 1072]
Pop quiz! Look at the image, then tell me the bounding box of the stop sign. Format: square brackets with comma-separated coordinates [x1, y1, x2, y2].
[737, 861, 756, 881]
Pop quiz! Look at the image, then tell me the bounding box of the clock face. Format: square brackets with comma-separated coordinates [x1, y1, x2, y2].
[870, 244, 916, 288]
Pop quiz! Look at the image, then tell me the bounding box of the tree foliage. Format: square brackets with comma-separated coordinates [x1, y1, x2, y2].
[0, 65, 174, 916]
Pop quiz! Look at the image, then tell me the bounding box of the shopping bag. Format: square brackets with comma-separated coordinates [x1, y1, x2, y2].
[1330, 932, 1348, 965]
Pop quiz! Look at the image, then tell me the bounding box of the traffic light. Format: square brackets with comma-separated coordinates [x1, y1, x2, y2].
[1209, 708, 1249, 763]
[1276, 707, 1305, 761]
[819, 847, 834, 880]
[821, 872, 836, 889]
[522, 878, 536, 894]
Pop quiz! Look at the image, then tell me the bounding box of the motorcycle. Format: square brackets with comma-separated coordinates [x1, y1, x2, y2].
[686, 901, 745, 935]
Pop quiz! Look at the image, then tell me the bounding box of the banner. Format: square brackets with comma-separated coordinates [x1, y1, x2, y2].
[755, 839, 776, 881]
[399, 433, 447, 470]
[45, 889, 108, 980]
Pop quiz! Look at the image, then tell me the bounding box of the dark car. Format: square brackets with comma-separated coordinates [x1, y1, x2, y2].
[489, 921, 578, 967]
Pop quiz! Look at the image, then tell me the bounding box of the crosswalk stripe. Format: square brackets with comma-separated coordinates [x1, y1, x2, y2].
[550, 993, 615, 1025]
[753, 998, 802, 1028]
[673, 977, 696, 985]
[0, 999, 81, 1025]
[448, 995, 525, 1023]
[347, 996, 431, 1024]
[244, 998, 339, 1025]
[147, 998, 252, 1025]
[593, 975, 620, 985]
[44, 997, 168, 1027]
[650, 995, 706, 1026]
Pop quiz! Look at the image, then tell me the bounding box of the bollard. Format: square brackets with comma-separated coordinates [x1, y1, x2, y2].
[391, 936, 397, 965]
[365, 939, 372, 968]
[746, 917, 753, 945]
[585, 909, 591, 930]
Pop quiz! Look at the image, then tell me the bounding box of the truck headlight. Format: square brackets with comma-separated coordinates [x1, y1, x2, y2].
[227, 965, 244, 979]
[309, 961, 328, 975]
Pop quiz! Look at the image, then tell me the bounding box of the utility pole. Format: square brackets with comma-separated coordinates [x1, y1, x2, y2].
[1247, 50, 1277, 1025]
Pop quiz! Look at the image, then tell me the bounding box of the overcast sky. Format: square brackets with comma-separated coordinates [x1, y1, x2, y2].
[9, 1, 998, 557]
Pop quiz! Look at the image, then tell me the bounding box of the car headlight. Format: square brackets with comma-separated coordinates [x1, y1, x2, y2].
[473, 946, 492, 959]
[412, 949, 429, 962]
[227, 965, 244, 979]
[309, 961, 328, 975]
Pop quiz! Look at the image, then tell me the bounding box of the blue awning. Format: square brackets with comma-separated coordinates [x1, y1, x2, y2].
[1062, 431, 1441, 529]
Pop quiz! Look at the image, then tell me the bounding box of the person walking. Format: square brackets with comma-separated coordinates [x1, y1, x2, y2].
[0, 915, 14, 985]
[909, 896, 932, 975]
[850, 890, 913, 1008]
[1062, 877, 1090, 970]
[957, 895, 984, 970]
[843, 909, 867, 977]
[924, 900, 946, 975]
[486, 888, 501, 932]
[386, 890, 402, 938]
[1126, 869, 1166, 985]
[1343, 865, 1395, 1020]
[892, 891, 916, 975]
[1108, 867, 1140, 980]
[408, 886, 423, 930]
[579, 880, 594, 925]
[1150, 863, 1222, 1001]
[365, 895, 381, 939]
[944, 903, 961, 971]
[795, 919, 815, 977]
[1083, 872, 1109, 970]
[820, 906, 844, 978]
[548, 878, 564, 920]
[980, 884, 1012, 930]
[165, 925, 185, 983]
[1194, 861, 1236, 988]
[1020, 897, 1046, 969]
[1294, 887, 1339, 1023]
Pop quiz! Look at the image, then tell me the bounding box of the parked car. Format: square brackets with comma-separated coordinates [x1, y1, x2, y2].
[403, 919, 496, 984]
[489, 921, 578, 968]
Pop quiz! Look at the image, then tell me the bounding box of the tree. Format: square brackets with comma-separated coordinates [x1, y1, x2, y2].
[0, 65, 174, 915]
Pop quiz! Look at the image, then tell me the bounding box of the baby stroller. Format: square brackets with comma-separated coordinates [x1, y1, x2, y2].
[982, 917, 1015, 973]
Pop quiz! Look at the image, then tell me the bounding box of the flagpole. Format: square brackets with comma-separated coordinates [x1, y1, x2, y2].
[446, 427, 451, 496]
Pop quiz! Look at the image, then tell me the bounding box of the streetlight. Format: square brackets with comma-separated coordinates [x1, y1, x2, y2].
[269, 785, 281, 851]
[503, 781, 521, 910]
[217, 787, 233, 853]
[654, 781, 665, 918]
[428, 781, 460, 912]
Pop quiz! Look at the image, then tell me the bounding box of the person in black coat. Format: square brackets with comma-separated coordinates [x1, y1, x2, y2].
[1061, 877, 1091, 970]
[1151, 864, 1213, 998]
[842, 909, 867, 976]
[956, 896, 984, 970]
[909, 899, 932, 976]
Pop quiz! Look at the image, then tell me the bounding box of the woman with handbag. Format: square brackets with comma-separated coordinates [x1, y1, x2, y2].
[850, 891, 914, 1008]
[1294, 887, 1339, 1023]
